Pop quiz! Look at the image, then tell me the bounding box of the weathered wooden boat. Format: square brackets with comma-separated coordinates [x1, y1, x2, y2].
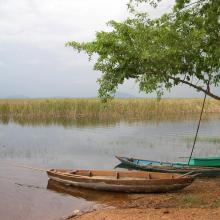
[116, 156, 185, 167]
[115, 156, 220, 177]
[47, 169, 195, 193]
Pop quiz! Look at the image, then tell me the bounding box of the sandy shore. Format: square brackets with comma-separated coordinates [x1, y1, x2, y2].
[69, 207, 220, 220]
[64, 178, 220, 220]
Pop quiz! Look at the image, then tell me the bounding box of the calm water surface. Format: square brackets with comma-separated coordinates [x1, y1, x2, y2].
[0, 116, 220, 220]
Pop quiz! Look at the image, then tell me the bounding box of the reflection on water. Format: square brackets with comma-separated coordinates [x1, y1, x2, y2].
[0, 115, 220, 220]
[1, 112, 219, 128]
[0, 116, 220, 165]
[47, 179, 128, 206]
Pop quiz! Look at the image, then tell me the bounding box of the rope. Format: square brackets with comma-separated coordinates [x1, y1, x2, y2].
[14, 164, 48, 172]
[188, 91, 207, 165]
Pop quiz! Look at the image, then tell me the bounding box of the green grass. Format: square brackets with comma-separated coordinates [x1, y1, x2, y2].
[0, 98, 219, 125]
[181, 195, 205, 207]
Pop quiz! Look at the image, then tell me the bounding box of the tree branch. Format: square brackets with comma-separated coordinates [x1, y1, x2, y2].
[168, 76, 220, 100]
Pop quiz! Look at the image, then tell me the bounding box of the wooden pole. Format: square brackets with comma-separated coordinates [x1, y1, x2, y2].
[188, 91, 207, 164]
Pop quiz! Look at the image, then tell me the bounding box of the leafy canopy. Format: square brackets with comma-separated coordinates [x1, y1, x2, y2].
[67, 0, 220, 101]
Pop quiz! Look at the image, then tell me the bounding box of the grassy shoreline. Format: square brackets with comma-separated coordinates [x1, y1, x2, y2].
[0, 98, 219, 124]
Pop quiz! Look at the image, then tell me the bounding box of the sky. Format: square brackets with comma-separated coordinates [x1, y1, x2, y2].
[0, 0, 219, 98]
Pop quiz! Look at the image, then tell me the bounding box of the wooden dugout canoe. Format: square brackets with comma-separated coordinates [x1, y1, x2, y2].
[47, 169, 195, 193]
[116, 155, 220, 168]
[115, 156, 220, 177]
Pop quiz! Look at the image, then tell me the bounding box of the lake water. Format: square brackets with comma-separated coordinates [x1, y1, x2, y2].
[0, 115, 220, 220]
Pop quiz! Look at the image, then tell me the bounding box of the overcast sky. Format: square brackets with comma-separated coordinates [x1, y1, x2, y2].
[0, 0, 219, 98]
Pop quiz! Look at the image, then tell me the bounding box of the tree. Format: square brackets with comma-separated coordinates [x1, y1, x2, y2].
[67, 0, 220, 101]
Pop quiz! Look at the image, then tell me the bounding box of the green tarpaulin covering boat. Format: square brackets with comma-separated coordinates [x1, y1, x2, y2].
[186, 157, 220, 167]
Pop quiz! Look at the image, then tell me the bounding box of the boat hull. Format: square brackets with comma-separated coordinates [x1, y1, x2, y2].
[116, 156, 220, 177]
[47, 169, 194, 193]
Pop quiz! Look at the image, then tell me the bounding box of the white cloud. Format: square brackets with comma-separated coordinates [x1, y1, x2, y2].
[1, 0, 213, 99]
[0, 0, 129, 45]
[0, 0, 175, 45]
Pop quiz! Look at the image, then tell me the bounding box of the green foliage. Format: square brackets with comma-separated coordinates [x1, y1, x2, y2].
[67, 0, 220, 101]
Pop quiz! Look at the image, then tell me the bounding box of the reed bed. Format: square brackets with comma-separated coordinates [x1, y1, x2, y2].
[0, 98, 219, 125]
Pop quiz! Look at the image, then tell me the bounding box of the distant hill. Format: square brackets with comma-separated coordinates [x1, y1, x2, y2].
[2, 93, 137, 99]
[115, 92, 136, 98]
[6, 95, 29, 99]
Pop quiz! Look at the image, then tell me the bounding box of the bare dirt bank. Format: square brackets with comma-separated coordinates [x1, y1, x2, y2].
[66, 178, 220, 220]
[70, 207, 220, 220]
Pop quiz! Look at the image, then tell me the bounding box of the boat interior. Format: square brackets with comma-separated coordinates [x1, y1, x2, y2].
[50, 169, 182, 180]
